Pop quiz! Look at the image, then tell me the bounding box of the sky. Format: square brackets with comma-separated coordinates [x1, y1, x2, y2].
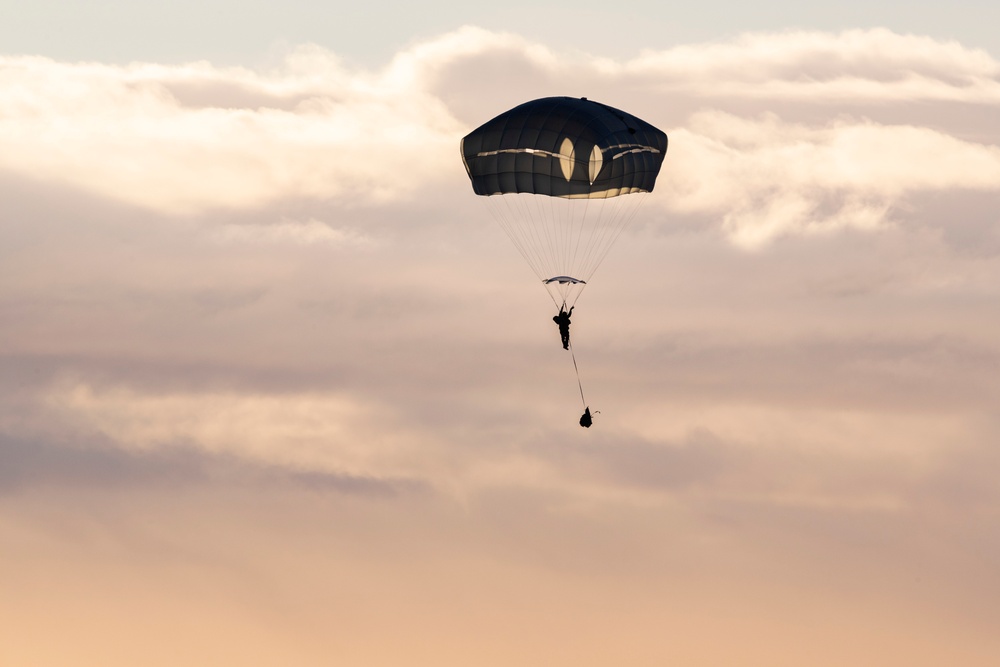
[1, 2, 999, 666]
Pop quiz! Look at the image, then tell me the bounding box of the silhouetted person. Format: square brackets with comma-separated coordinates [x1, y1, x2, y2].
[553, 305, 573, 350]
[579, 406, 595, 428]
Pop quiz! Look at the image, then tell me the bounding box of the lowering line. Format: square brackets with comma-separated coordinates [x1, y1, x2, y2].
[568, 339, 587, 408]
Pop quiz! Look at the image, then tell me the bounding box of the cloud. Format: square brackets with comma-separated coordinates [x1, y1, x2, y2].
[2, 28, 998, 249]
[3, 27, 1000, 667]
[661, 111, 1000, 246]
[0, 432, 422, 498]
[1, 27, 998, 518]
[43, 383, 433, 479]
[629, 28, 1000, 103]
[208, 217, 377, 246]
[0, 50, 464, 213]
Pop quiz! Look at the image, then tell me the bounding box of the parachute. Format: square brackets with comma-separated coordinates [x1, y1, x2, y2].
[460, 96, 668, 307]
[461, 97, 667, 424]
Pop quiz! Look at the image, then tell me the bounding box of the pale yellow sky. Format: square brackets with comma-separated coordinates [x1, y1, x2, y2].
[1, 26, 999, 666]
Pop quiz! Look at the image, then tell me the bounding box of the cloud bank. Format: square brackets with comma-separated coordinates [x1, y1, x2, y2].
[2, 27, 999, 666]
[3, 27, 999, 242]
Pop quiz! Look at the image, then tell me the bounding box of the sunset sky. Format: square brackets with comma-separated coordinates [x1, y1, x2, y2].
[2, 2, 999, 665]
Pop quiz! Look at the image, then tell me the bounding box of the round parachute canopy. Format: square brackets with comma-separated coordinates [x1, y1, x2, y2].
[461, 97, 667, 306]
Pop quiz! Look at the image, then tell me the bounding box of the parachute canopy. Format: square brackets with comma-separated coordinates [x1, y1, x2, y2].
[461, 96, 667, 199]
[461, 97, 667, 306]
